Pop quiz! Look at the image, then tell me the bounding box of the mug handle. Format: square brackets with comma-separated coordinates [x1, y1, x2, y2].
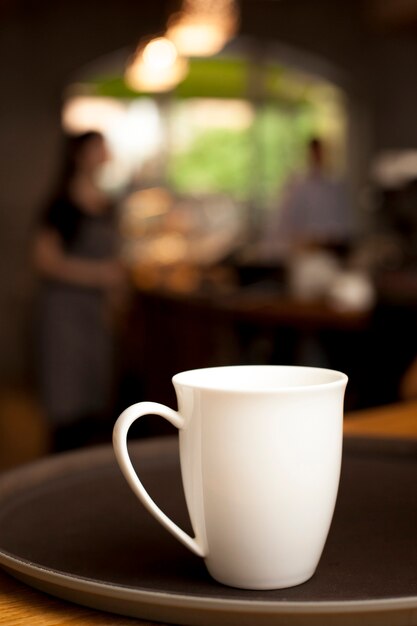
[113, 401, 206, 558]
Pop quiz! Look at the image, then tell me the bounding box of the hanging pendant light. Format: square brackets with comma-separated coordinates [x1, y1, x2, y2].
[125, 36, 188, 93]
[166, 0, 239, 57]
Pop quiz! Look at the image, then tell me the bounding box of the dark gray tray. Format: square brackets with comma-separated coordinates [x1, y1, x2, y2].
[0, 436, 416, 625]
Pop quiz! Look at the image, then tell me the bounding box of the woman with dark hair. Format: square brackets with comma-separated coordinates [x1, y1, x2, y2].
[34, 132, 125, 451]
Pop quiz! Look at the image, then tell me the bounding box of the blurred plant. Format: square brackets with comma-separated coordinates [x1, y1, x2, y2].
[168, 102, 317, 203]
[168, 126, 252, 199]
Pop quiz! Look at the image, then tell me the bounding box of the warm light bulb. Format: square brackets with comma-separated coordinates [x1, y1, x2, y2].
[167, 19, 228, 57]
[142, 37, 178, 70]
[166, 0, 239, 57]
[125, 36, 188, 93]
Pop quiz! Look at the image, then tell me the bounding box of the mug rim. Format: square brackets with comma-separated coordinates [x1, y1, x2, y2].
[172, 365, 348, 394]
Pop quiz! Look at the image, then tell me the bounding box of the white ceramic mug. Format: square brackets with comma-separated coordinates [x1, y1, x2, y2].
[113, 365, 347, 590]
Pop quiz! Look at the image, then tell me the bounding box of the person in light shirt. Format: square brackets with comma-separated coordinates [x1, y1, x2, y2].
[263, 137, 354, 259]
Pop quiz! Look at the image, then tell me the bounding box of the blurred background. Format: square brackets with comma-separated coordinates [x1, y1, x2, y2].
[1, 0, 417, 466]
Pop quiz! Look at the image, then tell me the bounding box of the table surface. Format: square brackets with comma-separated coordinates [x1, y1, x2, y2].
[1, 399, 416, 625]
[219, 291, 371, 331]
[140, 288, 371, 331]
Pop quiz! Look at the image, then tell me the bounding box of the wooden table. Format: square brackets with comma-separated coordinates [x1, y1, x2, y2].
[219, 292, 371, 331]
[0, 400, 416, 625]
[344, 399, 417, 439]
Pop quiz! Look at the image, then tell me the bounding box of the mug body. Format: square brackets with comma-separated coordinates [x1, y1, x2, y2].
[173, 365, 347, 590]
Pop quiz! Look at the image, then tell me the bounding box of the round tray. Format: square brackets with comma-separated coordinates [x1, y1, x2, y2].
[0, 436, 416, 626]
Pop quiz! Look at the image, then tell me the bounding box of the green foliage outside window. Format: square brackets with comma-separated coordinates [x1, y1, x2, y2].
[167, 127, 253, 200]
[254, 102, 317, 207]
[168, 101, 318, 206]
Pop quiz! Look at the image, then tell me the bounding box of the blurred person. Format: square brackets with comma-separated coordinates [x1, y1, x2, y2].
[34, 132, 125, 452]
[258, 138, 357, 373]
[262, 137, 354, 260]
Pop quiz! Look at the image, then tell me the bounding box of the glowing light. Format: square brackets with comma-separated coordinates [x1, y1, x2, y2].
[167, 17, 230, 57]
[166, 0, 239, 57]
[125, 36, 188, 93]
[142, 37, 177, 69]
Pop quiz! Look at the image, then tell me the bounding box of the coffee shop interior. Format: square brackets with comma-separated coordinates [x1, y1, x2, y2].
[1, 0, 417, 466]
